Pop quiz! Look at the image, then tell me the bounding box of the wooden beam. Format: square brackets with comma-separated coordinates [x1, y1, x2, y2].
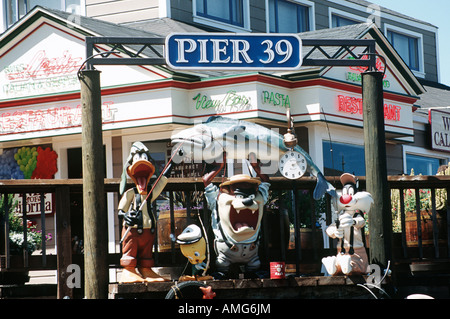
[80, 69, 108, 299]
[362, 71, 392, 269]
[55, 186, 72, 299]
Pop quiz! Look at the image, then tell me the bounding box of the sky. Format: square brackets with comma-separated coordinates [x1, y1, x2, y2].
[369, 0, 450, 86]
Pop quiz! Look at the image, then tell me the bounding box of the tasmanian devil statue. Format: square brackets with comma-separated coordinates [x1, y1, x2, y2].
[203, 152, 270, 278]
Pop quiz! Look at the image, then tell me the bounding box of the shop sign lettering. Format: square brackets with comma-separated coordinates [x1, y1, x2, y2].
[0, 101, 116, 134]
[262, 90, 290, 108]
[14, 193, 54, 216]
[166, 33, 302, 70]
[430, 109, 450, 152]
[3, 74, 79, 96]
[345, 71, 390, 88]
[337, 95, 401, 121]
[345, 56, 390, 88]
[193, 90, 251, 112]
[3, 50, 82, 81]
[2, 50, 83, 96]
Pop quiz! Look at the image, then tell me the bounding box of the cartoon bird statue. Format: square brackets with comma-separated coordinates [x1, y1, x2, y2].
[118, 141, 172, 283]
[322, 173, 374, 276]
[176, 224, 213, 281]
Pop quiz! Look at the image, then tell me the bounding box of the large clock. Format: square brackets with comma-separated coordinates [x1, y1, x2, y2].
[278, 150, 307, 179]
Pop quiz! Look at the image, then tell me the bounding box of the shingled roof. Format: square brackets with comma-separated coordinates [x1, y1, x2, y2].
[416, 80, 450, 109]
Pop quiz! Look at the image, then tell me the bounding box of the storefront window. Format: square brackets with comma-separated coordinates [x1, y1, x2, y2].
[405, 154, 441, 176]
[269, 0, 311, 33]
[323, 140, 365, 177]
[67, 146, 106, 178]
[196, 0, 244, 27]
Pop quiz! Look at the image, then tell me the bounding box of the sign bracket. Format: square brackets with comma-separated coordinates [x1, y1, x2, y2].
[84, 36, 376, 70]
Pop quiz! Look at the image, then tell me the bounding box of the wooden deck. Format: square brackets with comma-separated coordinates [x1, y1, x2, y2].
[1, 176, 449, 298]
[108, 275, 381, 299]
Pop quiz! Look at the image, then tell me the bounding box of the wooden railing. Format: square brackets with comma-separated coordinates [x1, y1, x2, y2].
[0, 175, 449, 298]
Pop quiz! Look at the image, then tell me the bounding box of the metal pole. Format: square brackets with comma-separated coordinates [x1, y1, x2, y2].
[362, 71, 392, 270]
[79, 69, 108, 299]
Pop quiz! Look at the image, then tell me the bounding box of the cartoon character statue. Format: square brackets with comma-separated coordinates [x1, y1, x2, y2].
[176, 224, 213, 281]
[118, 141, 172, 283]
[322, 173, 374, 276]
[203, 152, 270, 278]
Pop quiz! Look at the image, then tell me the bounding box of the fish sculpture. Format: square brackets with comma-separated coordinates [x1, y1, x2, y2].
[171, 116, 335, 199]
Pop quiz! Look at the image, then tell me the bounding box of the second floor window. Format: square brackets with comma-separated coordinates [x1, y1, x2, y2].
[269, 0, 311, 33]
[195, 0, 244, 27]
[387, 30, 420, 71]
[4, 0, 82, 29]
[331, 14, 358, 28]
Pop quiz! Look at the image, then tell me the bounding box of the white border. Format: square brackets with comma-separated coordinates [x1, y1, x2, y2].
[328, 7, 365, 28]
[159, 0, 170, 18]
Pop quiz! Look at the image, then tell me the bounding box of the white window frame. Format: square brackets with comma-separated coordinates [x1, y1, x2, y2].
[193, 0, 251, 33]
[384, 23, 425, 78]
[328, 7, 365, 28]
[265, 0, 315, 33]
[402, 145, 450, 175]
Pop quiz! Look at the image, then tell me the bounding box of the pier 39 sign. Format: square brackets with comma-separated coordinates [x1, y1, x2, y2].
[166, 33, 302, 70]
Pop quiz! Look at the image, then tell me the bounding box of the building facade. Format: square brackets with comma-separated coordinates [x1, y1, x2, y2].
[0, 1, 449, 282]
[1, 0, 441, 83]
[2, 1, 447, 178]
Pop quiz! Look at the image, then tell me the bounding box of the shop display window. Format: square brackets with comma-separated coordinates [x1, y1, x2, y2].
[322, 140, 365, 177]
[67, 146, 106, 179]
[405, 153, 442, 176]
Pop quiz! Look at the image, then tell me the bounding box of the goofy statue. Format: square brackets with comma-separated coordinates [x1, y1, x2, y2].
[118, 142, 172, 283]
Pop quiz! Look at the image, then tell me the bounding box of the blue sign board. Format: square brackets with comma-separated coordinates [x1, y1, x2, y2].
[165, 33, 302, 70]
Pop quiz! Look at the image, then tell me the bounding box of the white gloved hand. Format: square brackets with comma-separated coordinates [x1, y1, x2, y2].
[338, 213, 354, 228]
[333, 227, 344, 238]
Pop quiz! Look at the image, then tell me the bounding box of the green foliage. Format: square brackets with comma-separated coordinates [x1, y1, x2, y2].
[0, 194, 51, 254]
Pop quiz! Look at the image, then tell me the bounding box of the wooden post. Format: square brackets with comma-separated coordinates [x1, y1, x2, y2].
[0, 194, 10, 269]
[55, 186, 72, 299]
[79, 69, 108, 299]
[21, 193, 28, 268]
[362, 71, 392, 269]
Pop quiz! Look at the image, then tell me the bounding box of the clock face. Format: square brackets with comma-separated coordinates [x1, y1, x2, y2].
[278, 151, 307, 179]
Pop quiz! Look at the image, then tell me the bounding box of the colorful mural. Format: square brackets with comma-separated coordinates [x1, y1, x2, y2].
[0, 146, 57, 179]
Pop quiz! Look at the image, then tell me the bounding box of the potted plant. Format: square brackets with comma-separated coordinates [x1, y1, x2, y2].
[1, 194, 52, 255]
